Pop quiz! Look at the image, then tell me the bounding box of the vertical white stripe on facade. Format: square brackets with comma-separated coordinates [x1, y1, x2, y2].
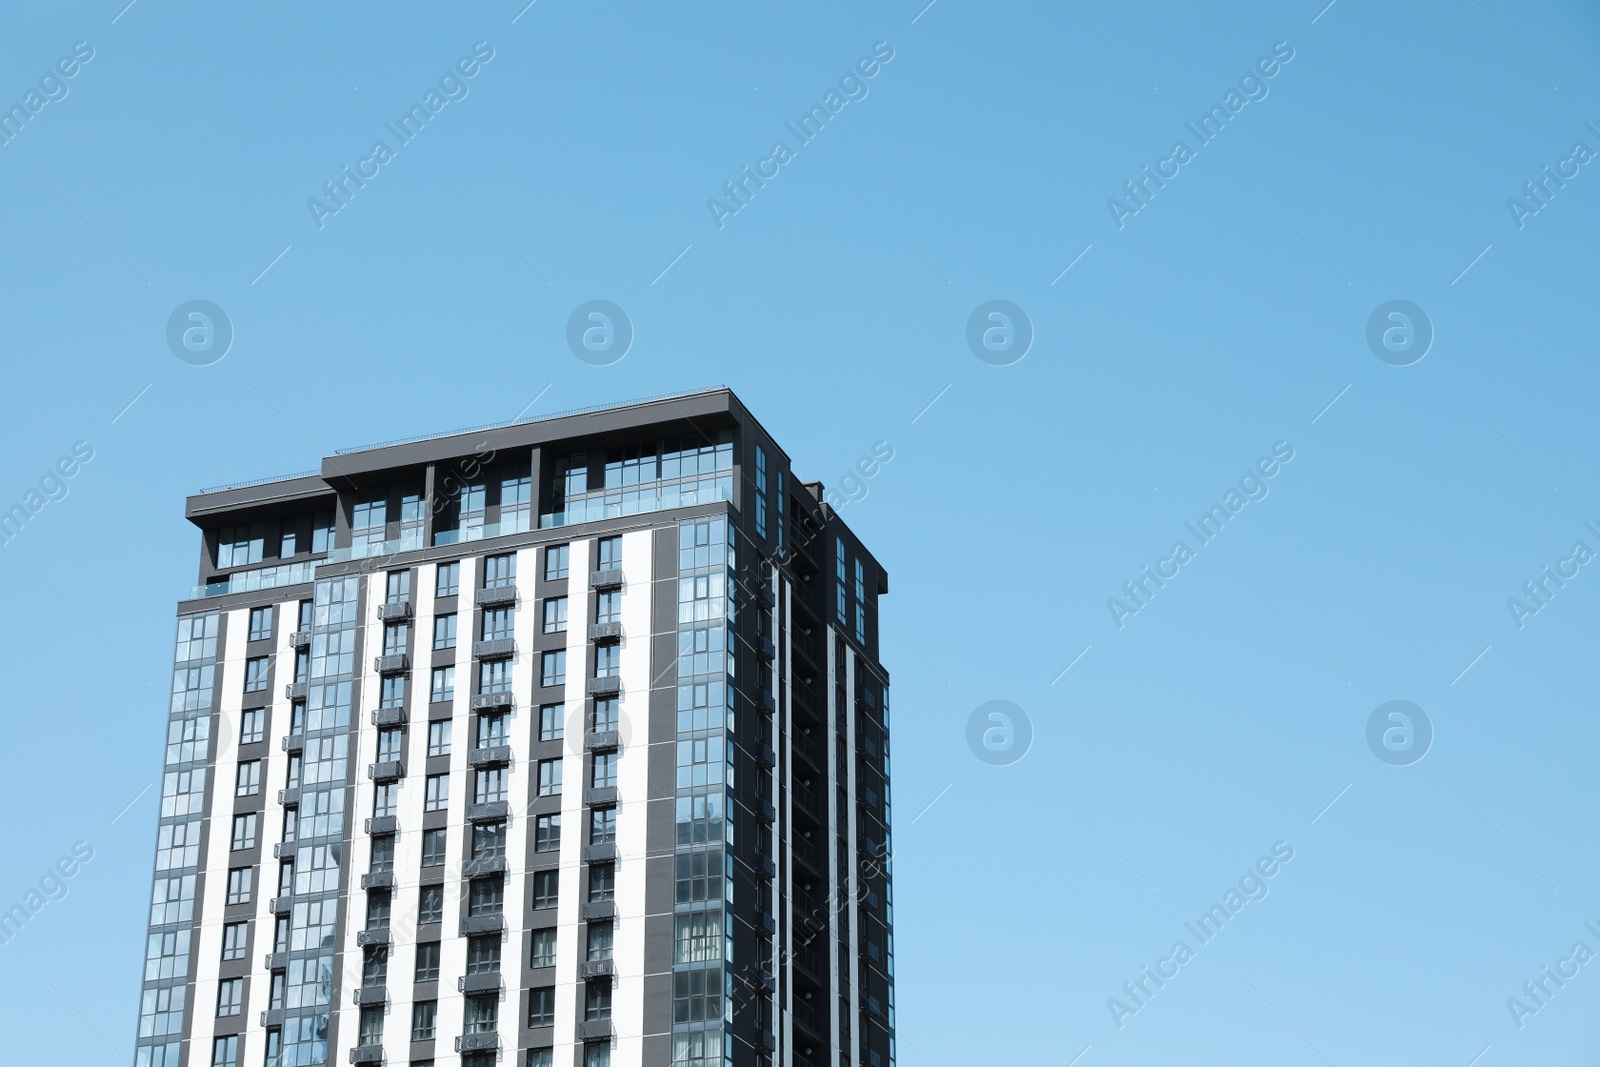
[613, 528, 654, 1067]
[191, 607, 247, 1058]
[553, 535, 592, 1063]
[436, 553, 478, 1052]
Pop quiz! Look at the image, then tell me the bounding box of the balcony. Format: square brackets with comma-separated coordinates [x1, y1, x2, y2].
[576, 1020, 614, 1041]
[579, 900, 615, 921]
[759, 1029, 777, 1052]
[587, 620, 622, 640]
[370, 706, 407, 727]
[373, 653, 409, 673]
[466, 801, 509, 823]
[578, 959, 615, 979]
[758, 689, 777, 715]
[376, 599, 412, 621]
[272, 842, 296, 859]
[758, 856, 777, 880]
[260, 1008, 285, 1029]
[288, 630, 311, 649]
[349, 1047, 382, 1065]
[281, 733, 304, 753]
[467, 745, 511, 768]
[283, 681, 308, 701]
[757, 636, 776, 661]
[589, 568, 623, 590]
[758, 910, 776, 935]
[583, 786, 617, 806]
[351, 984, 386, 1006]
[355, 927, 390, 947]
[461, 855, 507, 879]
[586, 675, 621, 697]
[268, 896, 292, 915]
[433, 517, 528, 548]
[359, 872, 394, 891]
[584, 730, 620, 752]
[755, 744, 776, 769]
[755, 799, 776, 824]
[277, 786, 300, 807]
[458, 972, 502, 994]
[793, 730, 825, 773]
[264, 951, 287, 971]
[755, 582, 776, 608]
[365, 815, 397, 834]
[461, 914, 505, 936]
[193, 559, 317, 600]
[472, 638, 516, 659]
[581, 843, 617, 863]
[367, 760, 404, 782]
[793, 834, 824, 877]
[474, 585, 517, 608]
[792, 998, 827, 1041]
[455, 1034, 500, 1054]
[471, 691, 514, 711]
[793, 779, 825, 825]
[322, 529, 423, 564]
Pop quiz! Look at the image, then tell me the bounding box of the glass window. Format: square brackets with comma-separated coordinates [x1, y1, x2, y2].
[588, 863, 615, 902]
[466, 934, 501, 975]
[542, 597, 567, 634]
[239, 708, 263, 745]
[597, 536, 621, 569]
[411, 999, 437, 1041]
[467, 878, 504, 917]
[475, 767, 508, 804]
[225, 867, 252, 905]
[433, 614, 457, 650]
[540, 650, 566, 687]
[235, 760, 260, 797]
[436, 562, 460, 597]
[585, 979, 612, 1020]
[528, 1051, 553, 1067]
[587, 921, 613, 961]
[545, 544, 569, 580]
[755, 446, 768, 538]
[230, 813, 257, 851]
[385, 569, 411, 604]
[418, 885, 444, 925]
[464, 993, 498, 1034]
[528, 986, 557, 1027]
[471, 822, 505, 860]
[376, 727, 402, 762]
[584, 1044, 610, 1067]
[382, 621, 408, 656]
[535, 813, 561, 853]
[477, 713, 508, 748]
[373, 782, 398, 817]
[482, 606, 515, 640]
[211, 1035, 239, 1067]
[362, 944, 388, 986]
[311, 513, 333, 553]
[415, 941, 441, 982]
[369, 835, 395, 874]
[248, 606, 273, 642]
[483, 553, 516, 589]
[595, 590, 620, 623]
[427, 720, 452, 757]
[425, 774, 449, 812]
[481, 659, 512, 694]
[532, 870, 558, 909]
[216, 977, 242, 1017]
[593, 698, 618, 732]
[594, 644, 619, 678]
[591, 752, 617, 789]
[379, 674, 405, 708]
[357, 1004, 383, 1045]
[590, 807, 616, 846]
[431, 666, 455, 703]
[220, 921, 248, 961]
[539, 704, 564, 742]
[422, 828, 447, 868]
[243, 657, 269, 693]
[217, 524, 264, 568]
[530, 929, 557, 968]
[537, 759, 562, 797]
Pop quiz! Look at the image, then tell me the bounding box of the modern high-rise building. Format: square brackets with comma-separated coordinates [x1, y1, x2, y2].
[134, 388, 896, 1067]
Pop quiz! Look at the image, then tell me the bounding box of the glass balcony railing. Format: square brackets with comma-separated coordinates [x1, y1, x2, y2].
[433, 512, 531, 547]
[192, 560, 318, 599]
[321, 528, 424, 564]
[540, 473, 732, 529]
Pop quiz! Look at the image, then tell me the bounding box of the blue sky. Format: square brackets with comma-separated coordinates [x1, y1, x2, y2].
[2, 1, 1599, 1063]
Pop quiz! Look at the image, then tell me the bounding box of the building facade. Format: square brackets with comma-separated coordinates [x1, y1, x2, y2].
[133, 389, 896, 1067]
